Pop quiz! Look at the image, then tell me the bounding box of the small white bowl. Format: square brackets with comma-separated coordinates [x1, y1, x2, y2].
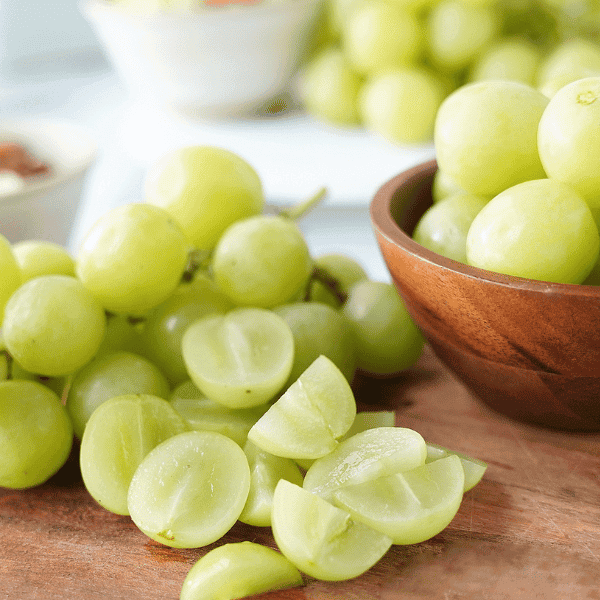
[0, 119, 97, 245]
[80, 0, 323, 117]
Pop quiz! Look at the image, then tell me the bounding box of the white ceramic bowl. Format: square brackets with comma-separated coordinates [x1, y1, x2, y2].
[0, 119, 97, 246]
[80, 0, 323, 116]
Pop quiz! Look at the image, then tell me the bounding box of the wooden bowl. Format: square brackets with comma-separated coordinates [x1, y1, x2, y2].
[370, 159, 600, 432]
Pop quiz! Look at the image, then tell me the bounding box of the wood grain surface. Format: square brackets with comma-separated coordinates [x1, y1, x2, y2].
[2, 345, 599, 600]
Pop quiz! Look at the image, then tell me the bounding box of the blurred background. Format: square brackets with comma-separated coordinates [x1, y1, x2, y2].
[1, 0, 599, 280]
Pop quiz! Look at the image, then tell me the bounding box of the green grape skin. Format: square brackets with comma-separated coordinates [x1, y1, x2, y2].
[299, 47, 363, 126]
[359, 67, 447, 144]
[138, 272, 235, 385]
[308, 252, 368, 307]
[342, 0, 423, 75]
[0, 380, 73, 489]
[180, 541, 303, 600]
[181, 307, 295, 409]
[144, 145, 264, 251]
[434, 80, 549, 197]
[271, 479, 393, 582]
[273, 301, 357, 387]
[426, 0, 500, 73]
[66, 351, 170, 440]
[79, 393, 189, 515]
[412, 193, 489, 263]
[238, 440, 304, 527]
[2, 275, 106, 377]
[93, 313, 144, 358]
[212, 215, 313, 309]
[342, 280, 424, 376]
[341, 410, 396, 441]
[75, 203, 190, 315]
[169, 380, 268, 447]
[538, 77, 600, 208]
[425, 443, 487, 492]
[0, 234, 22, 323]
[127, 430, 250, 549]
[431, 170, 466, 204]
[12, 240, 75, 282]
[466, 178, 600, 284]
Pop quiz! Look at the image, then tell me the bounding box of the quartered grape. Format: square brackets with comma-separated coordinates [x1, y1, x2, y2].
[80, 394, 189, 515]
[181, 307, 294, 409]
[426, 443, 488, 492]
[180, 541, 303, 600]
[127, 430, 250, 548]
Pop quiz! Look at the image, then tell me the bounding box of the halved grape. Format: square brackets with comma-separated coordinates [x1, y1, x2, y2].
[238, 440, 304, 527]
[127, 430, 250, 548]
[247, 355, 356, 459]
[12, 240, 75, 282]
[180, 541, 303, 600]
[271, 479, 392, 581]
[181, 308, 294, 409]
[80, 394, 189, 515]
[332, 455, 464, 545]
[426, 443, 487, 492]
[303, 427, 427, 501]
[0, 380, 73, 489]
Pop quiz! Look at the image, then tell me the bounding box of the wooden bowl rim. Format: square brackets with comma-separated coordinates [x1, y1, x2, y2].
[370, 159, 600, 298]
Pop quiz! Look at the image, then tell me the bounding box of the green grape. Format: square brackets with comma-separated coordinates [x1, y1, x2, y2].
[66, 351, 170, 440]
[182, 307, 294, 409]
[434, 80, 549, 197]
[139, 272, 235, 385]
[2, 275, 106, 377]
[273, 301, 356, 387]
[342, 280, 424, 376]
[80, 394, 189, 515]
[431, 169, 466, 204]
[12, 240, 75, 282]
[247, 355, 357, 460]
[332, 455, 464, 545]
[75, 203, 190, 315]
[359, 67, 446, 144]
[426, 0, 500, 73]
[538, 77, 600, 209]
[0, 380, 73, 489]
[341, 410, 396, 441]
[212, 215, 313, 309]
[144, 145, 264, 251]
[180, 542, 303, 600]
[468, 36, 542, 85]
[238, 440, 304, 527]
[412, 193, 489, 263]
[0, 234, 22, 323]
[271, 479, 392, 581]
[425, 443, 487, 492]
[303, 426, 427, 501]
[342, 1, 423, 75]
[170, 380, 268, 447]
[466, 179, 600, 284]
[308, 252, 368, 307]
[93, 313, 143, 358]
[127, 430, 250, 548]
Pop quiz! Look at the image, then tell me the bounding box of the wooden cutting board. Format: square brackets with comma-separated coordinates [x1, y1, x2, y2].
[2, 345, 599, 600]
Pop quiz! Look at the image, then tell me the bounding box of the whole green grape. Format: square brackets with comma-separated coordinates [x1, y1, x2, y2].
[342, 280, 424, 376]
[212, 215, 313, 309]
[144, 145, 264, 251]
[2, 275, 106, 377]
[12, 240, 75, 282]
[466, 178, 600, 284]
[75, 203, 190, 315]
[309, 252, 368, 307]
[0, 234, 22, 323]
[431, 169, 466, 204]
[0, 380, 73, 489]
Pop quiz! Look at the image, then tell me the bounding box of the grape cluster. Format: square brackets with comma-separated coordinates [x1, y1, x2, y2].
[414, 76, 600, 285]
[300, 0, 600, 144]
[0, 145, 487, 598]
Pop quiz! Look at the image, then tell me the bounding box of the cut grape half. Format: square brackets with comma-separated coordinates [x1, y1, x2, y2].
[332, 455, 465, 545]
[271, 479, 392, 581]
[247, 355, 356, 459]
[426, 443, 487, 492]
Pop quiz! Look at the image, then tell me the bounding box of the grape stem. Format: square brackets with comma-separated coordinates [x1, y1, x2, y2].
[306, 266, 348, 304]
[278, 187, 328, 221]
[181, 248, 212, 283]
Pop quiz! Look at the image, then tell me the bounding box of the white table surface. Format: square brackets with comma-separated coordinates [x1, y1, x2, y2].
[0, 57, 435, 281]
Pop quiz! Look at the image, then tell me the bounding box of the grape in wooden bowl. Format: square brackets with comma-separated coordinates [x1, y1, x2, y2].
[370, 159, 600, 432]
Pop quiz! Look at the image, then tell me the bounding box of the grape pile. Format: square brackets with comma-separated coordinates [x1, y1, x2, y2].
[414, 76, 600, 285]
[0, 145, 486, 599]
[300, 0, 600, 144]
